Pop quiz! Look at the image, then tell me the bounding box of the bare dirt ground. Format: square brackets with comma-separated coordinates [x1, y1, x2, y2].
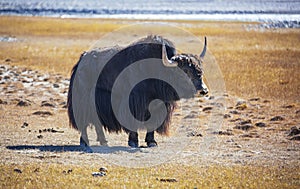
[0, 63, 299, 168]
[0, 16, 299, 188]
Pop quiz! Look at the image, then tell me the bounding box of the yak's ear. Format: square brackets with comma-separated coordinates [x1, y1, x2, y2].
[199, 36, 207, 61]
[162, 43, 177, 67]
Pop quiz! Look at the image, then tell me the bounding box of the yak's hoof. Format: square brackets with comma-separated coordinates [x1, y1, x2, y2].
[147, 141, 158, 148]
[80, 143, 93, 153]
[128, 140, 139, 148]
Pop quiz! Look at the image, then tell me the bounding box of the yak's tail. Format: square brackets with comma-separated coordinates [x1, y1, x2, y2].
[155, 102, 176, 136]
[67, 52, 85, 130]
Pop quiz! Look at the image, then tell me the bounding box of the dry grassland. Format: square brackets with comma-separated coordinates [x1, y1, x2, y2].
[0, 16, 299, 188]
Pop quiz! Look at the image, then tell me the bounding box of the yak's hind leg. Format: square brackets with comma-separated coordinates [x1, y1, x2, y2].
[145, 131, 157, 147]
[95, 125, 108, 146]
[128, 131, 139, 148]
[80, 127, 93, 152]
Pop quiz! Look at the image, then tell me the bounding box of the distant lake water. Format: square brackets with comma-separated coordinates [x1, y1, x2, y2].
[1, 0, 299, 27]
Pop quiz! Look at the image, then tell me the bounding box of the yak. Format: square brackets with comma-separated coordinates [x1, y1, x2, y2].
[67, 35, 208, 149]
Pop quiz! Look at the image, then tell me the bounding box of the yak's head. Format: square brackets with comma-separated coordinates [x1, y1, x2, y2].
[162, 37, 209, 96]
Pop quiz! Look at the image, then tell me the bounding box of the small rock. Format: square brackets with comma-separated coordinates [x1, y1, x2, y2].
[184, 114, 196, 119]
[239, 120, 252, 125]
[213, 130, 233, 136]
[16, 100, 31, 107]
[33, 168, 40, 173]
[229, 110, 240, 115]
[53, 83, 60, 88]
[157, 178, 178, 182]
[255, 122, 266, 127]
[99, 167, 108, 172]
[249, 97, 260, 101]
[41, 101, 56, 108]
[39, 128, 64, 133]
[236, 102, 247, 110]
[202, 107, 213, 112]
[282, 104, 295, 109]
[21, 122, 29, 128]
[234, 125, 254, 131]
[0, 99, 8, 105]
[295, 110, 300, 118]
[289, 135, 300, 141]
[223, 114, 231, 119]
[63, 169, 73, 174]
[287, 127, 300, 136]
[270, 116, 284, 121]
[187, 131, 202, 137]
[37, 135, 43, 139]
[229, 118, 242, 122]
[14, 168, 22, 173]
[32, 111, 53, 116]
[240, 134, 253, 138]
[92, 172, 106, 177]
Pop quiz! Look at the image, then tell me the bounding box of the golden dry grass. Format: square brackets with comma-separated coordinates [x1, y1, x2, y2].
[1, 163, 299, 189]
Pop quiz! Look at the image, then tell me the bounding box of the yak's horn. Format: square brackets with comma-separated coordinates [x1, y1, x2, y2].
[162, 43, 177, 67]
[200, 36, 207, 59]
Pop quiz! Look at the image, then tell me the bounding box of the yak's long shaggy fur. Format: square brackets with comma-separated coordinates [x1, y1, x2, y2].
[67, 35, 177, 135]
[67, 54, 81, 131]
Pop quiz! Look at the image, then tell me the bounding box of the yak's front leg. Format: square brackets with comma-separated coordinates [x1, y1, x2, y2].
[128, 131, 139, 148]
[80, 127, 92, 152]
[145, 131, 157, 147]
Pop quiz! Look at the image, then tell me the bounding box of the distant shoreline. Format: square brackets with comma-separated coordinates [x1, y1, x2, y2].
[1, 13, 300, 23]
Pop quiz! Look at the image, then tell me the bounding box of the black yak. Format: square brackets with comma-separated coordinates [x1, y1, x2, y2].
[67, 35, 208, 149]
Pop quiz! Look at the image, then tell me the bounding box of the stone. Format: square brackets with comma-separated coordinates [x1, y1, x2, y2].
[0, 99, 8, 105]
[229, 110, 240, 115]
[282, 104, 295, 109]
[63, 169, 73, 174]
[255, 122, 266, 127]
[53, 83, 60, 88]
[289, 135, 300, 141]
[187, 131, 202, 137]
[92, 172, 106, 177]
[99, 167, 108, 172]
[14, 168, 22, 173]
[236, 101, 247, 110]
[21, 122, 29, 128]
[37, 135, 43, 139]
[41, 101, 56, 108]
[32, 111, 53, 116]
[239, 120, 252, 125]
[234, 124, 254, 131]
[249, 97, 260, 101]
[287, 127, 300, 136]
[16, 100, 31, 107]
[212, 130, 233, 136]
[223, 114, 231, 119]
[202, 107, 213, 112]
[157, 178, 178, 182]
[270, 116, 284, 121]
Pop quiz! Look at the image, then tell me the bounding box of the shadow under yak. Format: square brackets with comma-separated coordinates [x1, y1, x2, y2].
[6, 145, 141, 154]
